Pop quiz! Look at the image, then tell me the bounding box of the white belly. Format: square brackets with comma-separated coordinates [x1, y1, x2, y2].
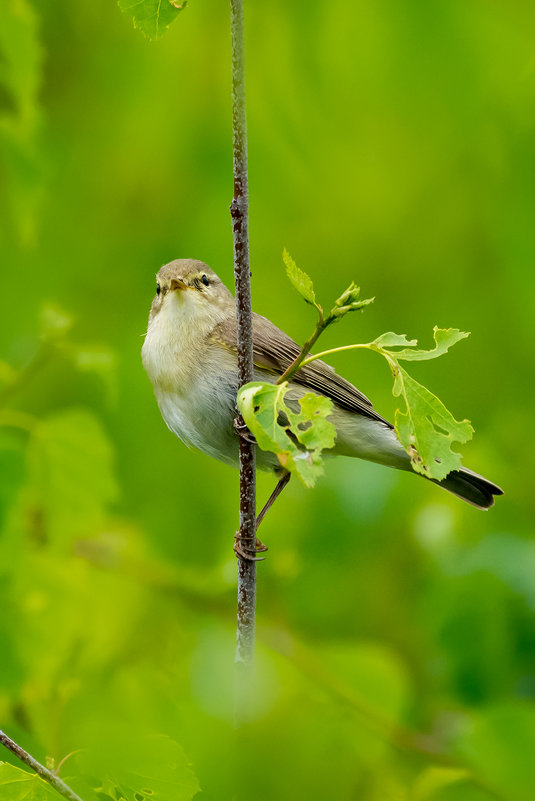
[154, 376, 240, 468]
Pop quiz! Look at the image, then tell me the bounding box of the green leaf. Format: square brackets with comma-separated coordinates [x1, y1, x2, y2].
[368, 328, 472, 479]
[118, 0, 187, 41]
[372, 332, 418, 349]
[0, 359, 17, 387]
[393, 365, 473, 479]
[457, 703, 535, 801]
[39, 304, 73, 341]
[411, 767, 471, 801]
[64, 344, 118, 404]
[327, 282, 374, 321]
[385, 327, 470, 362]
[26, 408, 118, 544]
[0, 0, 44, 243]
[319, 642, 410, 726]
[0, 0, 42, 132]
[237, 381, 336, 487]
[0, 763, 59, 800]
[74, 733, 200, 801]
[283, 249, 317, 306]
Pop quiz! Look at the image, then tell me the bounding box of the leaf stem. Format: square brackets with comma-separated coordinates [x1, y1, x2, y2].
[300, 342, 374, 369]
[230, 0, 257, 701]
[0, 730, 85, 801]
[276, 319, 329, 385]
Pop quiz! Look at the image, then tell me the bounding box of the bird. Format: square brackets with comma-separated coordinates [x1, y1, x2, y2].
[142, 258, 503, 552]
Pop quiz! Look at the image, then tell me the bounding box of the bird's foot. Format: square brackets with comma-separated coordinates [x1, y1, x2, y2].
[233, 417, 256, 444]
[233, 532, 268, 562]
[255, 537, 269, 553]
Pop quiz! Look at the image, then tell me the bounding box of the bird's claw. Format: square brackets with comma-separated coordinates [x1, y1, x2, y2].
[233, 532, 268, 562]
[233, 417, 256, 444]
[255, 537, 269, 553]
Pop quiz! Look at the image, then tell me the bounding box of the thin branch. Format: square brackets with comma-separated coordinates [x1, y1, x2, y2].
[230, 0, 257, 690]
[0, 730, 85, 801]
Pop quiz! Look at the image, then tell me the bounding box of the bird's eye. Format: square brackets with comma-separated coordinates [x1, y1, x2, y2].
[201, 274, 210, 287]
[156, 284, 161, 295]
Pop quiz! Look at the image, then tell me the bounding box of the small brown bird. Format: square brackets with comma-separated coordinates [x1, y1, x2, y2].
[142, 258, 503, 519]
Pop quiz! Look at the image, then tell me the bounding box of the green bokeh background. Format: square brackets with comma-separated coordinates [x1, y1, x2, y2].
[0, 1, 534, 799]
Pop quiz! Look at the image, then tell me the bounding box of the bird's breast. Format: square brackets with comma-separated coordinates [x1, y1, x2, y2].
[153, 359, 241, 466]
[142, 304, 203, 395]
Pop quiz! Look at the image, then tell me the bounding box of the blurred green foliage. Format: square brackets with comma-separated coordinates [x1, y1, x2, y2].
[0, 0, 533, 799]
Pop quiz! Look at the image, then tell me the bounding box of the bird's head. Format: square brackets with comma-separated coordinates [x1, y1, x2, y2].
[148, 259, 234, 329]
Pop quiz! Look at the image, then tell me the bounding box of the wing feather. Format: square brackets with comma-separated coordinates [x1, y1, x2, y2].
[212, 314, 392, 428]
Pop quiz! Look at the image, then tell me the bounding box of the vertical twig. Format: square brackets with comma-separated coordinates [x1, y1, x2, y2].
[0, 730, 85, 801]
[230, 0, 257, 689]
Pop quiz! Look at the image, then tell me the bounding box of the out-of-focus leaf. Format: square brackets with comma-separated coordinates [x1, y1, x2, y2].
[0, 360, 16, 386]
[411, 766, 470, 801]
[0, 431, 25, 531]
[433, 785, 495, 801]
[283, 248, 317, 306]
[39, 304, 73, 340]
[26, 409, 118, 544]
[0, 0, 43, 244]
[0, 0, 41, 132]
[0, 763, 59, 800]
[318, 642, 411, 726]
[457, 703, 535, 801]
[74, 733, 200, 801]
[65, 344, 118, 404]
[440, 533, 535, 612]
[237, 381, 336, 487]
[118, 0, 187, 41]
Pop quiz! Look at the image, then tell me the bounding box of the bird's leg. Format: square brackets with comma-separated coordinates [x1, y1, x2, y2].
[255, 472, 291, 551]
[233, 472, 291, 561]
[233, 414, 291, 559]
[232, 416, 263, 561]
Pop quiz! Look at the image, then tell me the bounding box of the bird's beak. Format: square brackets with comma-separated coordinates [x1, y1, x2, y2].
[170, 278, 190, 292]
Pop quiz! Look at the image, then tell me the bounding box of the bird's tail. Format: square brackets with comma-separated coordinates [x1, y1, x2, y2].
[432, 466, 503, 509]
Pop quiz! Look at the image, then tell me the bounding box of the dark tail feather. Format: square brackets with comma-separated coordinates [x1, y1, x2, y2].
[433, 467, 504, 509]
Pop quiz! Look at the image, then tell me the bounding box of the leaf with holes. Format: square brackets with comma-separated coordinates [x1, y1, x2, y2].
[237, 381, 336, 487]
[375, 326, 470, 362]
[392, 364, 473, 480]
[367, 328, 473, 479]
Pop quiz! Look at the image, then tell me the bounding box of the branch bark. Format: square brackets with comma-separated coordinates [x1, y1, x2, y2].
[0, 730, 85, 801]
[230, 0, 257, 686]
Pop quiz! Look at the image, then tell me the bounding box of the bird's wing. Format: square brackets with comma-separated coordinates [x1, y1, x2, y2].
[211, 313, 392, 427]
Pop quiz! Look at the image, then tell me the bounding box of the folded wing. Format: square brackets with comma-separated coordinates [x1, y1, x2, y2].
[212, 314, 392, 427]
